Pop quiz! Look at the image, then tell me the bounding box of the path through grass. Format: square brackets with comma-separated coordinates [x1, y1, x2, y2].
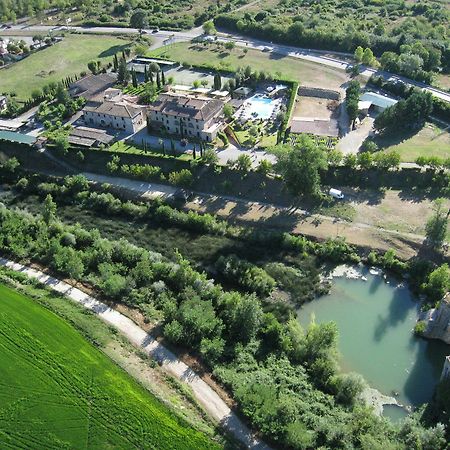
[0, 283, 221, 449]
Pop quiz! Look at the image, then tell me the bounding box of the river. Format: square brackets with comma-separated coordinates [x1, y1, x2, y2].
[297, 266, 449, 409]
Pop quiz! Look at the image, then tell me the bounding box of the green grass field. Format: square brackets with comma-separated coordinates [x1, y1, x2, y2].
[377, 122, 450, 162]
[109, 141, 193, 161]
[149, 42, 348, 90]
[0, 35, 131, 101]
[0, 283, 221, 450]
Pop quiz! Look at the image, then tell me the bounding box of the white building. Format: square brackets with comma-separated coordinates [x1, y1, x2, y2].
[82, 89, 146, 134]
[147, 93, 225, 142]
[358, 92, 398, 114]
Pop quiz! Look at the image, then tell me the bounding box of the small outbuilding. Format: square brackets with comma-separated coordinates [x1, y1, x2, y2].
[358, 92, 397, 114]
[233, 87, 253, 99]
[68, 126, 115, 148]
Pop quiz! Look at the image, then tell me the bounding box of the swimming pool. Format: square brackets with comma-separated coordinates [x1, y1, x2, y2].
[238, 95, 281, 121]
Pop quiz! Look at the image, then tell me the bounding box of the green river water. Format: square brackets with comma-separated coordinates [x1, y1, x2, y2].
[297, 267, 449, 409]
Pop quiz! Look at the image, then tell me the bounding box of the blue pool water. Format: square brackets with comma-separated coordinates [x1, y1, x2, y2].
[242, 95, 279, 120]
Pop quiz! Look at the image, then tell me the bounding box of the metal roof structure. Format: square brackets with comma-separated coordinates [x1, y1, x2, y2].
[0, 130, 36, 145]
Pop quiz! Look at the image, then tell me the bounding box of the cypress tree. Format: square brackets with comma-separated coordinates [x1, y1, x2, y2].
[117, 57, 130, 86]
[132, 68, 138, 88]
[113, 54, 119, 71]
[156, 71, 161, 89]
[214, 73, 221, 90]
[161, 70, 166, 85]
[144, 65, 149, 82]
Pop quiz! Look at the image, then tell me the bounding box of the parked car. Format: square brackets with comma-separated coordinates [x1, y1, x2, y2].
[152, 28, 159, 33]
[329, 188, 344, 199]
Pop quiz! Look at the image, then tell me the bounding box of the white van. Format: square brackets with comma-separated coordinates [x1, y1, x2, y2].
[329, 188, 344, 200]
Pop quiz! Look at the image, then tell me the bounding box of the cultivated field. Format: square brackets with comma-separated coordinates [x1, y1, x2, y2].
[0, 35, 131, 101]
[149, 42, 349, 90]
[0, 284, 221, 450]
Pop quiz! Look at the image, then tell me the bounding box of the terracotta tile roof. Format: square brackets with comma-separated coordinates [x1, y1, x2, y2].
[84, 101, 145, 119]
[148, 93, 223, 121]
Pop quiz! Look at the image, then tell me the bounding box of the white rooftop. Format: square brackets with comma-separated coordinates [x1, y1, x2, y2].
[360, 92, 397, 110]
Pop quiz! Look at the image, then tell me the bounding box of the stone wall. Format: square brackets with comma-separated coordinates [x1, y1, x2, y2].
[298, 87, 340, 101]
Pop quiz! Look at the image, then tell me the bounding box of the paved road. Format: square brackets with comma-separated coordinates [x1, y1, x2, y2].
[83, 172, 178, 200]
[0, 257, 271, 450]
[6, 23, 450, 103]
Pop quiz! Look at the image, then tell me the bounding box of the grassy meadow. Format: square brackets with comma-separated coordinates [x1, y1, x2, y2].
[0, 283, 221, 450]
[148, 42, 348, 90]
[377, 122, 450, 162]
[0, 35, 131, 101]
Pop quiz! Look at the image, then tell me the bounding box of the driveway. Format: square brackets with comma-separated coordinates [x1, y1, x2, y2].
[337, 116, 374, 155]
[0, 257, 271, 450]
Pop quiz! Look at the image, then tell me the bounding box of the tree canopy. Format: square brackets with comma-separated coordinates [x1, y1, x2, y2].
[374, 90, 433, 133]
[273, 136, 328, 197]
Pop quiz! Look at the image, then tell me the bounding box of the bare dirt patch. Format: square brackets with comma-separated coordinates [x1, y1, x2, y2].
[349, 188, 450, 236]
[292, 96, 337, 120]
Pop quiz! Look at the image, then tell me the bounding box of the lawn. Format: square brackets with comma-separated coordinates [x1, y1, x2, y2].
[0, 283, 221, 450]
[0, 35, 131, 101]
[109, 141, 193, 161]
[377, 122, 450, 162]
[148, 42, 349, 90]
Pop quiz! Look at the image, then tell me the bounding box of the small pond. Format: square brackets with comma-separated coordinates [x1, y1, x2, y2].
[297, 267, 449, 409]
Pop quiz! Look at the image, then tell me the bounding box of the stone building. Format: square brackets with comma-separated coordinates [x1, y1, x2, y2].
[82, 89, 146, 134]
[147, 93, 224, 142]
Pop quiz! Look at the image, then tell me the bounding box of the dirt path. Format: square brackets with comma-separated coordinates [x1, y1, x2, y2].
[79, 171, 426, 259]
[0, 257, 271, 450]
[186, 195, 425, 259]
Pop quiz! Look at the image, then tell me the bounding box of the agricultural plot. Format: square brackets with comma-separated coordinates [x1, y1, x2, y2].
[0, 284, 221, 450]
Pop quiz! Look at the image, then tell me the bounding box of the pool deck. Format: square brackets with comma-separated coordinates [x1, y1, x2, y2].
[235, 94, 283, 122]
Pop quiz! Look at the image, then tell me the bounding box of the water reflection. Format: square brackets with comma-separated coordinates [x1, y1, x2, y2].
[298, 270, 450, 407]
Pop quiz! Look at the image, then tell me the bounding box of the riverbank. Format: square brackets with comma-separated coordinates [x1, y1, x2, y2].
[299, 263, 450, 414]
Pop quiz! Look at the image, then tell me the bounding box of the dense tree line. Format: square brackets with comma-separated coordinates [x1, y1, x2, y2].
[345, 80, 361, 126]
[374, 90, 433, 133]
[215, 0, 449, 80]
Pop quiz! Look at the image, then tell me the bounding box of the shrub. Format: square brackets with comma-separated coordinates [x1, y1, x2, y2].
[215, 254, 275, 297]
[168, 169, 193, 187]
[414, 321, 427, 336]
